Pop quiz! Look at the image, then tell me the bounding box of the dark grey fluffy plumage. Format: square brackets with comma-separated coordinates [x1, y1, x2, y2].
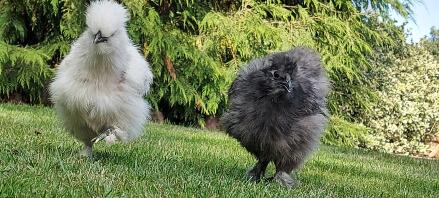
[220, 47, 330, 187]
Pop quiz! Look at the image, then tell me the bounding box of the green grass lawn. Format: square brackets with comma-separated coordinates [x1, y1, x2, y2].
[1, 103, 438, 197]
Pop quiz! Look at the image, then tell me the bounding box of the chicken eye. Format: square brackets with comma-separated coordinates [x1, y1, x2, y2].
[270, 70, 280, 78]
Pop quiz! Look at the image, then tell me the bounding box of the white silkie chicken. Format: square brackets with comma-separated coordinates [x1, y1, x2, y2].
[50, 0, 153, 157]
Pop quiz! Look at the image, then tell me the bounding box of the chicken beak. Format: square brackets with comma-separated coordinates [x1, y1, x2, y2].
[287, 80, 292, 92]
[284, 75, 292, 92]
[93, 31, 108, 44]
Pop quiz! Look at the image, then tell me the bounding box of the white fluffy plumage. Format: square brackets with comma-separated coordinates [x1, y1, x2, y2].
[49, 0, 153, 157]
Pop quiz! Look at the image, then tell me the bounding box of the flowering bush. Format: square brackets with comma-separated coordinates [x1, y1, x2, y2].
[365, 45, 439, 154]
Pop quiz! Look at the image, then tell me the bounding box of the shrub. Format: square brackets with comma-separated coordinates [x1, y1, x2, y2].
[365, 45, 439, 155]
[323, 116, 369, 148]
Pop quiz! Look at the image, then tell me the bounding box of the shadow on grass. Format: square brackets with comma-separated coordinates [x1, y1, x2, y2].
[322, 145, 436, 165]
[0, 103, 51, 114]
[104, 149, 245, 177]
[40, 139, 250, 185]
[308, 154, 439, 195]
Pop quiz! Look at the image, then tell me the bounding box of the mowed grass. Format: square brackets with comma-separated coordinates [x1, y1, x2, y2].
[0, 103, 438, 197]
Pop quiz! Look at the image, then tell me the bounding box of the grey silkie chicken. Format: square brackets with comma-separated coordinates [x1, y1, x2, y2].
[221, 47, 330, 187]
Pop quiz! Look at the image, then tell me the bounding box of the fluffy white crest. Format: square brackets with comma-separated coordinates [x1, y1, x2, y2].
[86, 0, 129, 37]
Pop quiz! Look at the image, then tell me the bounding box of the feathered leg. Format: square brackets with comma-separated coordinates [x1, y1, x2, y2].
[91, 126, 114, 143]
[79, 142, 93, 158]
[112, 126, 129, 142]
[246, 160, 269, 182]
[272, 160, 299, 188]
[273, 171, 297, 188]
[91, 126, 129, 144]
